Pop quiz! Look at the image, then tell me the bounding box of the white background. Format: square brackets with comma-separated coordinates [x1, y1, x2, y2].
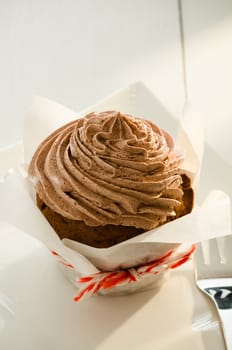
[1, 0, 232, 165]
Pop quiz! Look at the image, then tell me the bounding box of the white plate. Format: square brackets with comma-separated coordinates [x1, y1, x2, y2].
[0, 82, 230, 349]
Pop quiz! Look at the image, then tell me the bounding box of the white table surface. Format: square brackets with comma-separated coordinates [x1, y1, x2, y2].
[0, 221, 226, 350]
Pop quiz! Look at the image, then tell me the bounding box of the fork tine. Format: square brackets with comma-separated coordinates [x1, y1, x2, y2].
[216, 236, 227, 264]
[194, 243, 203, 265]
[222, 235, 232, 264]
[194, 243, 205, 278]
[208, 238, 221, 265]
[200, 240, 210, 265]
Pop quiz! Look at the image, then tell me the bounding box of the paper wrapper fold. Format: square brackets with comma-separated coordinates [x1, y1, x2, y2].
[1, 84, 231, 300]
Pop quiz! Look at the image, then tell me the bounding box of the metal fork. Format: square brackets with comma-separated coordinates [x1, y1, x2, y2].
[194, 235, 232, 349]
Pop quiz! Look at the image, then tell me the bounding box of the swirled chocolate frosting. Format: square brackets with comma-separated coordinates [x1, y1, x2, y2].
[29, 111, 186, 230]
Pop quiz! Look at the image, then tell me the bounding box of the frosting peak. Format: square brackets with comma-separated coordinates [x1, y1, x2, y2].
[29, 111, 185, 230]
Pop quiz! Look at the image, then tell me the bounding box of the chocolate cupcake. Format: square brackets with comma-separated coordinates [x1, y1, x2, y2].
[28, 111, 193, 248]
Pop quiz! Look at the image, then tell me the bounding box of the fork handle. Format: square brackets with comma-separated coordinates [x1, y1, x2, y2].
[204, 284, 232, 349]
[217, 309, 232, 350]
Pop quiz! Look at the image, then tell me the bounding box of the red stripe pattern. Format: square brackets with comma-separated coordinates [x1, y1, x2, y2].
[51, 244, 196, 302]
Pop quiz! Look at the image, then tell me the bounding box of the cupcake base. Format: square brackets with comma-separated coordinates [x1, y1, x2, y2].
[36, 195, 144, 248]
[36, 174, 193, 248]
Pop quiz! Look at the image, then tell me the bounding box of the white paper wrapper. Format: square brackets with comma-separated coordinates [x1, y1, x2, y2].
[0, 82, 231, 298]
[63, 190, 231, 271]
